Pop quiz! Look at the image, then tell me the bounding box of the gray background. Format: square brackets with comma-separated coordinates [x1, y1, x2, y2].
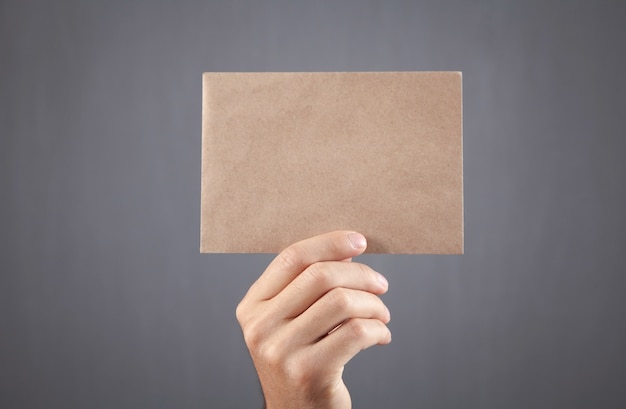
[1, 1, 625, 408]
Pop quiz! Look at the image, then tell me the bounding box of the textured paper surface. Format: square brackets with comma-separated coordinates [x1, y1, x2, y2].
[201, 72, 463, 254]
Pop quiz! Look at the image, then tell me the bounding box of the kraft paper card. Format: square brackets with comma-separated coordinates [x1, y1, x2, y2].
[201, 72, 463, 254]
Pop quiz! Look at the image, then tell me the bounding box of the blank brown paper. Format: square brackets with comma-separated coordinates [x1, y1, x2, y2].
[201, 72, 463, 254]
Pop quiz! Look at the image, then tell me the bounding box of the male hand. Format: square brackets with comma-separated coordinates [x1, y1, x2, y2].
[236, 231, 391, 409]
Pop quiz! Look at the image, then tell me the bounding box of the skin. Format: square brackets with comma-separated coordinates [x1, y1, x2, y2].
[236, 231, 391, 409]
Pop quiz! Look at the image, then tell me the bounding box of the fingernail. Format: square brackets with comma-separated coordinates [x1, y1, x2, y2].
[347, 233, 367, 249]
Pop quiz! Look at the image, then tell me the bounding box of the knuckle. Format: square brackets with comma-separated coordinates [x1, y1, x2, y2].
[327, 287, 352, 311]
[257, 340, 284, 366]
[235, 301, 246, 325]
[329, 237, 343, 256]
[305, 263, 333, 288]
[276, 246, 303, 271]
[241, 319, 265, 349]
[346, 319, 370, 339]
[257, 345, 314, 388]
[358, 263, 375, 281]
[359, 264, 380, 288]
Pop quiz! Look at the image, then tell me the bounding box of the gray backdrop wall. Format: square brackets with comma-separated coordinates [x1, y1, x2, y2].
[2, 1, 625, 408]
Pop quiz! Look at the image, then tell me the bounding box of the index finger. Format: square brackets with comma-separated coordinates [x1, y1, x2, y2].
[247, 230, 367, 301]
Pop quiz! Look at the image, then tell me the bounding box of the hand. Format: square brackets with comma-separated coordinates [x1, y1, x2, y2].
[236, 231, 391, 409]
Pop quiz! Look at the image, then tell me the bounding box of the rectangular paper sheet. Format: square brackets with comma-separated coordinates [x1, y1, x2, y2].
[201, 72, 463, 254]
